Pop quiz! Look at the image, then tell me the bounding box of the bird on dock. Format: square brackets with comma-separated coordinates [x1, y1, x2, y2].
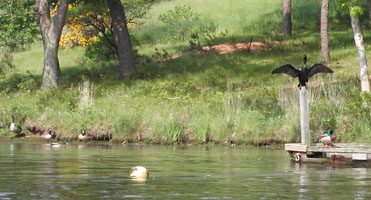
[129, 166, 149, 179]
[78, 130, 89, 142]
[319, 129, 336, 147]
[272, 55, 333, 88]
[8, 115, 22, 134]
[42, 128, 55, 143]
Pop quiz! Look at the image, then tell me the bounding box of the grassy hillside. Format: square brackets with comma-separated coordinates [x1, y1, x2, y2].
[0, 0, 370, 144]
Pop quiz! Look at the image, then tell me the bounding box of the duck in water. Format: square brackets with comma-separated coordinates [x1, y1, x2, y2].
[272, 55, 333, 88]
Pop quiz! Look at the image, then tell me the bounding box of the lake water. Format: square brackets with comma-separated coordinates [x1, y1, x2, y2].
[0, 142, 370, 199]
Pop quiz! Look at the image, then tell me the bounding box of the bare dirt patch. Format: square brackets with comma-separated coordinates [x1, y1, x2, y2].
[171, 41, 283, 59]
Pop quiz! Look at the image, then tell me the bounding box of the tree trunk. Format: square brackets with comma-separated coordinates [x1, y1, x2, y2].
[108, 0, 136, 79]
[367, 0, 371, 24]
[320, 0, 330, 62]
[350, 16, 370, 92]
[283, 0, 292, 38]
[35, 0, 68, 89]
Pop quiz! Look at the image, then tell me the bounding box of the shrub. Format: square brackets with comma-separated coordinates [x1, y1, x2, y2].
[165, 120, 184, 144]
[114, 113, 142, 142]
[35, 88, 78, 111]
[0, 73, 39, 93]
[0, 48, 15, 76]
[85, 32, 117, 61]
[158, 5, 200, 41]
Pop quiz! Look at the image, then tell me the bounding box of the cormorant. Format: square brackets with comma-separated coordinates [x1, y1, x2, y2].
[272, 55, 333, 87]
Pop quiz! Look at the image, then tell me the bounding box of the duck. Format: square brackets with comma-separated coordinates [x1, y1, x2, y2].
[78, 130, 89, 142]
[129, 166, 149, 179]
[42, 128, 55, 143]
[8, 115, 22, 134]
[50, 141, 68, 148]
[272, 55, 333, 88]
[319, 129, 336, 147]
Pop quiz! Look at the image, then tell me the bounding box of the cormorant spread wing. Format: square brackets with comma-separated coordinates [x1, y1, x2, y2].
[308, 63, 333, 78]
[271, 64, 300, 78]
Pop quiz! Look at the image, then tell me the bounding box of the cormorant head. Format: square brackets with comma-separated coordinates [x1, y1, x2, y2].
[303, 55, 307, 64]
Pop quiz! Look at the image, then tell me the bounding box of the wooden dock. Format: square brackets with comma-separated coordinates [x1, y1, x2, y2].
[285, 143, 371, 164]
[280, 79, 369, 165]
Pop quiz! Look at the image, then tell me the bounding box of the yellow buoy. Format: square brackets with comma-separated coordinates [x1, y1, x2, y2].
[129, 166, 149, 179]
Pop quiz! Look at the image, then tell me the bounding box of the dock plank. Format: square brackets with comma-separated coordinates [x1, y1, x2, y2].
[286, 143, 371, 154]
[285, 143, 308, 152]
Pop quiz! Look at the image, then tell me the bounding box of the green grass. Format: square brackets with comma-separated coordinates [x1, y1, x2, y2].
[0, 0, 370, 144]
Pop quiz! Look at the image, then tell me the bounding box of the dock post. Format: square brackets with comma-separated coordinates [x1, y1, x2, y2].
[299, 87, 310, 146]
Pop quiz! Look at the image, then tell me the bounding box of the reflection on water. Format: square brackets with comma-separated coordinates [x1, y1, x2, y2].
[0, 142, 371, 199]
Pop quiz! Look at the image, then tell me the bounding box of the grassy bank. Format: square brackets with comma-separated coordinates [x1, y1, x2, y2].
[0, 0, 370, 144]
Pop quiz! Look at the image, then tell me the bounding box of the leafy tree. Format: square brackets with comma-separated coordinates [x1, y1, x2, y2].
[61, 0, 155, 51]
[338, 0, 370, 92]
[61, 0, 155, 78]
[0, 0, 39, 50]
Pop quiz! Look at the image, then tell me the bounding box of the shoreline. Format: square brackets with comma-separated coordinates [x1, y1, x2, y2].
[0, 131, 287, 147]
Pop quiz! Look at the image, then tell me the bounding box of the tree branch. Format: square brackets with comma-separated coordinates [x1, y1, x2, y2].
[0, 11, 36, 19]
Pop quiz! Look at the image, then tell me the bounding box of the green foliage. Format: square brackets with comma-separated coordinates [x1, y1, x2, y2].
[84, 31, 144, 62]
[165, 120, 184, 144]
[244, 88, 283, 117]
[122, 0, 157, 24]
[67, 0, 156, 51]
[2, 0, 371, 144]
[311, 100, 337, 130]
[189, 22, 218, 49]
[192, 122, 209, 143]
[158, 5, 201, 41]
[35, 88, 78, 111]
[349, 6, 364, 17]
[0, 0, 38, 50]
[85, 32, 117, 61]
[113, 112, 142, 142]
[336, 0, 364, 17]
[0, 73, 39, 93]
[0, 48, 15, 76]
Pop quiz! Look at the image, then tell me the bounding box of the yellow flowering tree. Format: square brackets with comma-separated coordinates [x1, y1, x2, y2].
[60, 0, 155, 50]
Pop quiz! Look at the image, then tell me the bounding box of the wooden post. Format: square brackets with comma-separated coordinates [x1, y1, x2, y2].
[299, 87, 310, 145]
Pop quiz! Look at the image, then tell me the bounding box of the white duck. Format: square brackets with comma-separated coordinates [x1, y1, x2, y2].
[129, 166, 149, 179]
